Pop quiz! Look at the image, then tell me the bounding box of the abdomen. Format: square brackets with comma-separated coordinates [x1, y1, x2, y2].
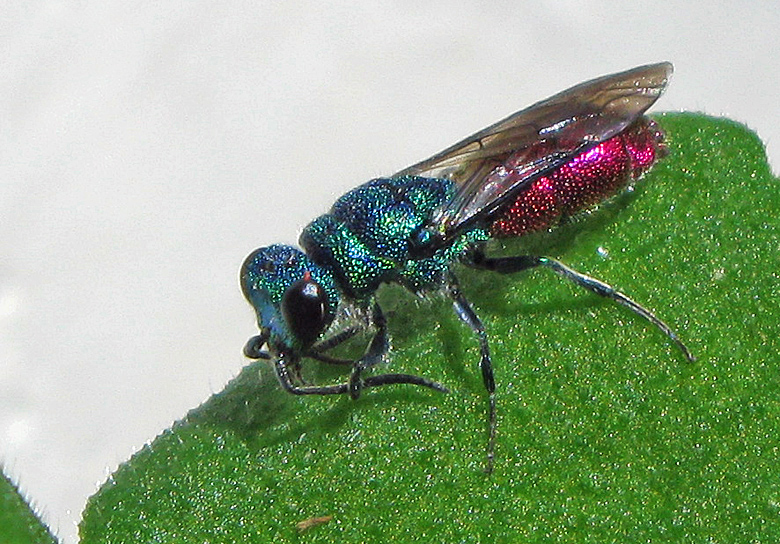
[491, 118, 666, 237]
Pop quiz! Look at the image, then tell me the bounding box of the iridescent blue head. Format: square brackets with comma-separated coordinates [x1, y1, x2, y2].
[240, 244, 339, 351]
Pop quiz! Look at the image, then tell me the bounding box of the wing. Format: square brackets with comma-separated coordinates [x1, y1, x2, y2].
[395, 62, 673, 244]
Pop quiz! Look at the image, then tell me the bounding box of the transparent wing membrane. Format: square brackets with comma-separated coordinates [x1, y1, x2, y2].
[396, 62, 673, 239]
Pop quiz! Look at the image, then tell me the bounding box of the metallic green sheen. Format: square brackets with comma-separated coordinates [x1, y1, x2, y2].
[300, 176, 487, 301]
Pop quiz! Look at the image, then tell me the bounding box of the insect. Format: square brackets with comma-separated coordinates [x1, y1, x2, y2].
[241, 62, 694, 473]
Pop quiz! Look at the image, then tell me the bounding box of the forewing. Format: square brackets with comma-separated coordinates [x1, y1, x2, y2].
[395, 62, 673, 238]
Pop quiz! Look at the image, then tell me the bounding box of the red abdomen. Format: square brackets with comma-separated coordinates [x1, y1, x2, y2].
[491, 118, 666, 237]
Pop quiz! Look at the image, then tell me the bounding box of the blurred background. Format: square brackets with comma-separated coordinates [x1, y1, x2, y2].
[1, 2, 777, 542]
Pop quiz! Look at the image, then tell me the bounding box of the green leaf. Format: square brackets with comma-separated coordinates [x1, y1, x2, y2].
[1, 468, 58, 544]
[81, 113, 780, 543]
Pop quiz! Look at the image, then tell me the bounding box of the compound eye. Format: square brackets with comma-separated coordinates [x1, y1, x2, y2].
[280, 273, 328, 347]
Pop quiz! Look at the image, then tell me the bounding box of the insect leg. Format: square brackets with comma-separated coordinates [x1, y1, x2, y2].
[344, 302, 389, 398]
[446, 277, 496, 474]
[347, 302, 449, 397]
[272, 303, 447, 397]
[362, 373, 449, 392]
[346, 302, 447, 398]
[273, 352, 351, 395]
[308, 325, 369, 367]
[243, 331, 271, 360]
[244, 329, 360, 368]
[471, 252, 694, 362]
[273, 348, 447, 396]
[311, 324, 366, 355]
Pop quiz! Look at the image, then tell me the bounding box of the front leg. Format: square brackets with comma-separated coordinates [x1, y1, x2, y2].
[334, 301, 449, 396]
[347, 303, 390, 399]
[273, 352, 351, 396]
[267, 303, 448, 397]
[274, 350, 448, 396]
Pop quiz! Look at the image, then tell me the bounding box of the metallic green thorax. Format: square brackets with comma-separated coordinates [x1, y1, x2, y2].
[301, 175, 488, 302]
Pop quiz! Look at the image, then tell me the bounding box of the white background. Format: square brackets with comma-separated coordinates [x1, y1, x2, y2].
[1, 2, 778, 542]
